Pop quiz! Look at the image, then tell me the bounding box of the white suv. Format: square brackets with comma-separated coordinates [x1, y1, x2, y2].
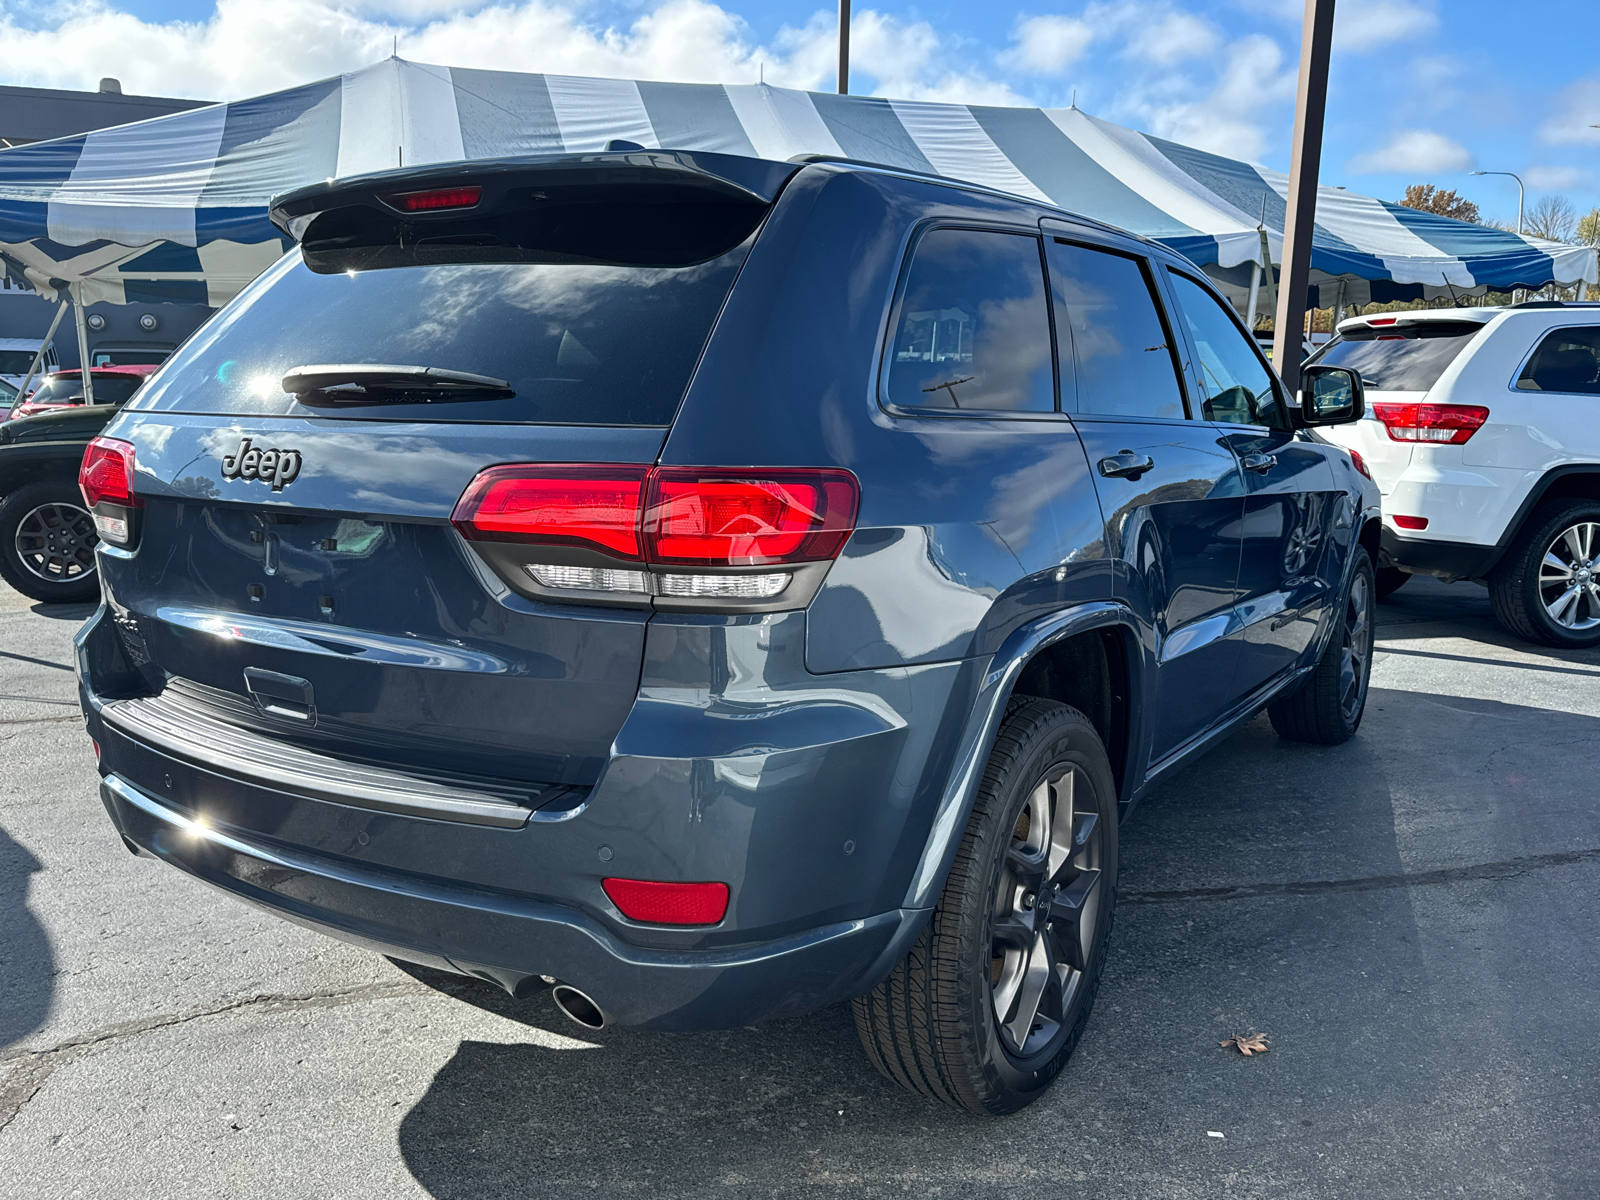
[1313, 302, 1600, 647]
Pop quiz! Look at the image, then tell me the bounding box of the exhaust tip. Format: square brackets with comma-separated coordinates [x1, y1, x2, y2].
[550, 984, 607, 1030]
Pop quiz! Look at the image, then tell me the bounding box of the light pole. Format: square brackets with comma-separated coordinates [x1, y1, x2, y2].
[838, 0, 850, 94]
[1471, 170, 1524, 235]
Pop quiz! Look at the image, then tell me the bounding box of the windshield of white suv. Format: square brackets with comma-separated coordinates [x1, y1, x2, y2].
[1307, 320, 1485, 391]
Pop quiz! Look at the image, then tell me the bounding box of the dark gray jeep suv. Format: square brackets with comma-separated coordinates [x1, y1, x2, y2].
[77, 149, 1378, 1113]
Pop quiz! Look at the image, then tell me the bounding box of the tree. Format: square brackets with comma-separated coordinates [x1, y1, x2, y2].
[1400, 184, 1480, 224]
[1524, 194, 1578, 243]
[1577, 208, 1600, 247]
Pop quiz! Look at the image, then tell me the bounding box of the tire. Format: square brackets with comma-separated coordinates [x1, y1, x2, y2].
[1269, 546, 1375, 745]
[853, 697, 1117, 1115]
[1488, 500, 1600, 648]
[0, 480, 102, 604]
[1375, 566, 1410, 600]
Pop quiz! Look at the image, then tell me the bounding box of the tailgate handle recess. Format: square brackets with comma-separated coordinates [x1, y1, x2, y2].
[243, 667, 317, 723]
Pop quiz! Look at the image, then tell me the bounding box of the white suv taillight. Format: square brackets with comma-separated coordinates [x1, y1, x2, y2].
[1372, 402, 1489, 445]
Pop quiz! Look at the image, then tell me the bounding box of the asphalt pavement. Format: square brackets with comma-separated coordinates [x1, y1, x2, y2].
[1, 574, 1596, 1198]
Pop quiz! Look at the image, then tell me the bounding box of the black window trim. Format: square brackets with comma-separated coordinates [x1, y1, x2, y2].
[1508, 321, 1600, 397]
[876, 219, 1066, 422]
[1163, 264, 1291, 431]
[1041, 228, 1196, 423]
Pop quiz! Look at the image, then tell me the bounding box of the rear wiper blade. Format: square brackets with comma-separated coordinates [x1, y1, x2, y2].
[282, 364, 513, 404]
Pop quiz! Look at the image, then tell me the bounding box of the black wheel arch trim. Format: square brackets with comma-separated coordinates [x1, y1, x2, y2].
[901, 600, 1137, 911]
[1479, 465, 1600, 579]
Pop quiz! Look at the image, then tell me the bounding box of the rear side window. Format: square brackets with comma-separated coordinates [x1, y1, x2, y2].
[1516, 326, 1600, 394]
[883, 228, 1054, 414]
[1309, 321, 1483, 392]
[1047, 240, 1186, 420]
[128, 245, 752, 426]
[1166, 271, 1283, 427]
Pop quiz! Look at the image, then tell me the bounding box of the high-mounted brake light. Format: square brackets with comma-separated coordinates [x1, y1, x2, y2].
[1373, 402, 1489, 445]
[603, 878, 729, 925]
[1368, 317, 1397, 326]
[384, 186, 483, 213]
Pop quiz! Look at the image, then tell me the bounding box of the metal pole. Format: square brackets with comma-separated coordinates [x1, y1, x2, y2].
[1245, 261, 1262, 331]
[838, 0, 850, 94]
[1471, 170, 1524, 234]
[72, 288, 96, 406]
[17, 298, 68, 398]
[1272, 0, 1336, 394]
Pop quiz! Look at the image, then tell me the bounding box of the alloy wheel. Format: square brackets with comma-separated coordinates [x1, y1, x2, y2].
[1339, 568, 1372, 722]
[1538, 521, 1600, 632]
[989, 763, 1104, 1061]
[14, 502, 98, 584]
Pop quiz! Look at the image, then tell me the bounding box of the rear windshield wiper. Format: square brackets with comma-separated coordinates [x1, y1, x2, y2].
[282, 364, 513, 405]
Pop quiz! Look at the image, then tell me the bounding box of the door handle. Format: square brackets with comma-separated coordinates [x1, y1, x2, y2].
[1240, 453, 1278, 473]
[1097, 451, 1155, 480]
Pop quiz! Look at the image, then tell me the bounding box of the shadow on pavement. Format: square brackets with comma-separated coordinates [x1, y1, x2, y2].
[0, 824, 53, 1050]
[26, 601, 98, 623]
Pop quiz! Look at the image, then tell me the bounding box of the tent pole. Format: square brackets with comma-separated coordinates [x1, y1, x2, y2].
[837, 0, 850, 94]
[1245, 262, 1262, 331]
[72, 288, 96, 406]
[18, 298, 68, 398]
[1272, 0, 1335, 394]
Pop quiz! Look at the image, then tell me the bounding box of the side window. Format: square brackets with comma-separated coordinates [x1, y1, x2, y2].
[1046, 239, 1187, 420]
[1517, 327, 1600, 394]
[1166, 270, 1284, 427]
[884, 228, 1054, 413]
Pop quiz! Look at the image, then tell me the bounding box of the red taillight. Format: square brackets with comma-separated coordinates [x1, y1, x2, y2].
[1393, 515, 1429, 530]
[451, 465, 649, 558]
[385, 186, 482, 212]
[1373, 402, 1489, 445]
[1348, 450, 1372, 480]
[80, 437, 138, 508]
[602, 878, 729, 925]
[645, 469, 859, 566]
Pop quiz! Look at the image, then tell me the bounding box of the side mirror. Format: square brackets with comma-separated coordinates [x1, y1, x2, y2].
[1296, 365, 1365, 426]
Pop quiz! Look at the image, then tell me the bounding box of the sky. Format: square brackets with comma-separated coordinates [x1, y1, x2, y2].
[1, 0, 1597, 225]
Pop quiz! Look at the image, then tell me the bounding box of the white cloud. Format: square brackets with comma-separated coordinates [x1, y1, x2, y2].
[0, 1, 1027, 106]
[1347, 129, 1472, 174]
[1125, 10, 1222, 67]
[1540, 76, 1600, 146]
[1525, 166, 1588, 190]
[1129, 33, 1296, 161]
[1333, 0, 1436, 52]
[1000, 15, 1096, 76]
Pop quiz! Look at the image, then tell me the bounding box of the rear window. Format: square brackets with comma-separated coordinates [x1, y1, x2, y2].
[0, 350, 42, 374]
[128, 244, 750, 426]
[29, 374, 145, 405]
[1307, 320, 1484, 392]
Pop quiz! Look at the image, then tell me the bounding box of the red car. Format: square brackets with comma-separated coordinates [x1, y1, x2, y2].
[2, 364, 159, 422]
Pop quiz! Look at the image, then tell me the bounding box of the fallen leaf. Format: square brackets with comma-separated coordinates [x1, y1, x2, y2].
[1220, 1033, 1270, 1056]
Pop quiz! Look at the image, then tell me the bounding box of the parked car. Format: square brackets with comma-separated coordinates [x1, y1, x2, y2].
[0, 336, 58, 392]
[1, 364, 157, 422]
[0, 376, 16, 415]
[0, 401, 128, 601]
[76, 150, 1378, 1114]
[1312, 302, 1600, 646]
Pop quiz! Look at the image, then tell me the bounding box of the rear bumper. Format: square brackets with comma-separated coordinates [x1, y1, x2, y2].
[97, 768, 925, 1030]
[1380, 528, 1499, 582]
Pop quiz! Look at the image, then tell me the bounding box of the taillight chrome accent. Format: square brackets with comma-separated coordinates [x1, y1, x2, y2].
[1372, 402, 1489, 445]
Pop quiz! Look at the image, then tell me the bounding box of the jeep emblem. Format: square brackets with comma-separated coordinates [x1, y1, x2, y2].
[221, 437, 302, 492]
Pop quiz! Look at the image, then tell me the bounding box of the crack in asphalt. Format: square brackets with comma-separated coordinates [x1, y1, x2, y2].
[1121, 845, 1600, 905]
[0, 979, 430, 1134]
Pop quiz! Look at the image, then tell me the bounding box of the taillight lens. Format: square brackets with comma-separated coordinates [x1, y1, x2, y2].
[451, 465, 649, 558]
[80, 437, 138, 508]
[603, 878, 729, 925]
[1373, 402, 1489, 445]
[645, 469, 859, 566]
[1348, 450, 1372, 480]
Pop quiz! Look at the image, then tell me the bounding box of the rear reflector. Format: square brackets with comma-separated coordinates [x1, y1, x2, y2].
[603, 878, 729, 925]
[80, 437, 138, 509]
[1393, 515, 1429, 530]
[452, 465, 649, 558]
[1372, 402, 1489, 445]
[385, 186, 482, 212]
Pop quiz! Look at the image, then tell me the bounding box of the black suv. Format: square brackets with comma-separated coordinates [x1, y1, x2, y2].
[78, 151, 1378, 1114]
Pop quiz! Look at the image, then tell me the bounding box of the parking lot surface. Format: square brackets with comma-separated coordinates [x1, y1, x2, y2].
[1, 574, 1596, 1198]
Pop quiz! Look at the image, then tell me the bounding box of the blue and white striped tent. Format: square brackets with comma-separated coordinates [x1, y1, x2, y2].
[1, 57, 1593, 308]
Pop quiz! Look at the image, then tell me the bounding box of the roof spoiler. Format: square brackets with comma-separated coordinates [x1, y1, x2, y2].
[269, 150, 801, 272]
